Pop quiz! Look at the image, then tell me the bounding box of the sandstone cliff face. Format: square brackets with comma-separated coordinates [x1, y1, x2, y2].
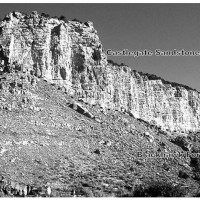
[0, 11, 107, 93]
[0, 11, 200, 133]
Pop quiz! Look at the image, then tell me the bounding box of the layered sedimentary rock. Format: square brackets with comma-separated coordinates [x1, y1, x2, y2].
[0, 11, 200, 133]
[0, 11, 107, 93]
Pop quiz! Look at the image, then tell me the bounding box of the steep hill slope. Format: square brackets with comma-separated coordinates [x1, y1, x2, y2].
[0, 70, 199, 197]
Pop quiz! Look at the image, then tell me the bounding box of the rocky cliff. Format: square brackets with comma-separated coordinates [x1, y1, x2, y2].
[0, 11, 200, 133]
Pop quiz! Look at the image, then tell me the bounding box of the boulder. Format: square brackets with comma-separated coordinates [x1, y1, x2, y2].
[171, 136, 193, 151]
[69, 102, 94, 119]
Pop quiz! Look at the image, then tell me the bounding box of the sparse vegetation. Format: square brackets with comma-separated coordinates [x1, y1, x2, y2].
[71, 18, 82, 23]
[59, 15, 68, 23]
[41, 13, 50, 18]
[92, 49, 101, 63]
[3, 15, 10, 22]
[12, 11, 19, 18]
[190, 144, 200, 182]
[107, 59, 125, 66]
[178, 170, 189, 179]
[131, 181, 186, 197]
[84, 22, 90, 27]
[137, 71, 197, 92]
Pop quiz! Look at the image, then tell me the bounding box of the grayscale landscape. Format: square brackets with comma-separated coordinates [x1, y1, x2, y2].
[0, 4, 200, 197]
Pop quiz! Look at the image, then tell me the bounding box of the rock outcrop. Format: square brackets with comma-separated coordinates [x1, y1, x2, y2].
[0, 11, 200, 133]
[69, 101, 94, 119]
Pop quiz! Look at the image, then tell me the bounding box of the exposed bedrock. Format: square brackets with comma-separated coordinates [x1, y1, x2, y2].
[0, 11, 200, 133]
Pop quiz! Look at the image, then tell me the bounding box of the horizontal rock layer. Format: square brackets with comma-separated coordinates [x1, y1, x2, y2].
[0, 11, 200, 133]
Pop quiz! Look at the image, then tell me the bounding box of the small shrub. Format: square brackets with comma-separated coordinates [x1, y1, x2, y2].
[84, 22, 90, 27]
[92, 49, 101, 62]
[170, 136, 191, 151]
[41, 13, 50, 18]
[3, 16, 10, 22]
[135, 160, 144, 166]
[132, 181, 186, 197]
[94, 149, 100, 155]
[12, 11, 19, 18]
[192, 172, 200, 180]
[74, 186, 93, 197]
[72, 18, 82, 23]
[107, 59, 124, 66]
[130, 166, 134, 171]
[115, 187, 131, 197]
[138, 71, 197, 92]
[59, 15, 68, 23]
[194, 192, 200, 197]
[190, 146, 200, 172]
[92, 189, 104, 197]
[162, 163, 170, 171]
[178, 170, 189, 179]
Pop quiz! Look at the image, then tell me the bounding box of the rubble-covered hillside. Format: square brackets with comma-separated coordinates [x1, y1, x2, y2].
[0, 69, 199, 197]
[0, 11, 200, 133]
